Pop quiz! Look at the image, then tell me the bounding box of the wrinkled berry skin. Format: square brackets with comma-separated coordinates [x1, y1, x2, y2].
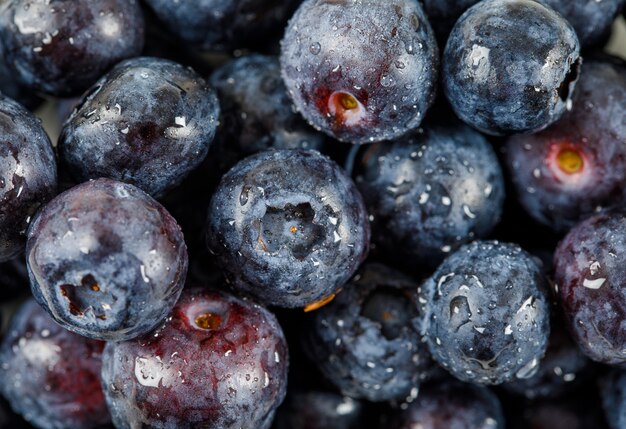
[0, 299, 110, 429]
[505, 60, 626, 232]
[392, 379, 505, 429]
[356, 123, 504, 267]
[101, 288, 289, 429]
[209, 54, 324, 174]
[59, 57, 219, 198]
[420, 241, 550, 385]
[553, 211, 626, 365]
[601, 370, 626, 429]
[443, 0, 581, 135]
[304, 264, 434, 402]
[0, 95, 57, 262]
[0, 0, 145, 97]
[280, 0, 438, 144]
[274, 391, 365, 429]
[144, 0, 299, 52]
[206, 149, 369, 308]
[538, 0, 625, 48]
[26, 178, 187, 341]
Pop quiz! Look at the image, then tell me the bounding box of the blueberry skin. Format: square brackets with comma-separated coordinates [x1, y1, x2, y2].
[553, 211, 626, 365]
[0, 43, 41, 110]
[421, 0, 479, 41]
[538, 0, 625, 48]
[59, 57, 220, 198]
[420, 241, 550, 385]
[209, 54, 324, 174]
[206, 149, 369, 308]
[0, 299, 110, 429]
[280, 0, 439, 144]
[26, 178, 188, 341]
[392, 379, 505, 429]
[505, 60, 626, 233]
[303, 264, 435, 402]
[274, 391, 365, 429]
[101, 288, 289, 429]
[443, 0, 581, 136]
[143, 0, 299, 52]
[356, 123, 504, 267]
[601, 370, 626, 429]
[0, 0, 144, 97]
[0, 95, 57, 262]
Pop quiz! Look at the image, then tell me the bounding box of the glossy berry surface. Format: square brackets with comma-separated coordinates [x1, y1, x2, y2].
[0, 43, 41, 109]
[443, 0, 581, 135]
[0, 0, 145, 97]
[420, 241, 551, 385]
[356, 123, 504, 267]
[392, 379, 505, 429]
[280, 0, 439, 143]
[505, 60, 626, 232]
[553, 210, 626, 364]
[304, 264, 434, 402]
[273, 391, 365, 429]
[206, 149, 369, 308]
[144, 0, 299, 52]
[0, 299, 110, 429]
[26, 178, 188, 341]
[209, 54, 324, 175]
[0, 95, 57, 262]
[59, 57, 220, 198]
[101, 288, 289, 429]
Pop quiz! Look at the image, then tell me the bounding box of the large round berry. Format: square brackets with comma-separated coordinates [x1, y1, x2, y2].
[0, 299, 110, 429]
[0, 95, 57, 262]
[356, 123, 504, 267]
[391, 379, 505, 429]
[505, 60, 626, 232]
[59, 57, 220, 198]
[304, 264, 435, 402]
[420, 241, 551, 384]
[280, 0, 439, 144]
[101, 288, 289, 429]
[0, 0, 144, 96]
[443, 0, 581, 135]
[206, 149, 369, 308]
[553, 211, 626, 365]
[26, 178, 188, 341]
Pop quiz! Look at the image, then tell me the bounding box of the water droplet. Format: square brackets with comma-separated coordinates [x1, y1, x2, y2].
[309, 42, 321, 55]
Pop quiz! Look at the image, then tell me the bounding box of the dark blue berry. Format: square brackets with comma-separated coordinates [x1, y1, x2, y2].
[26, 178, 188, 341]
[443, 0, 581, 135]
[59, 57, 220, 198]
[0, 95, 57, 262]
[420, 241, 551, 385]
[274, 391, 366, 429]
[101, 288, 289, 429]
[356, 123, 504, 267]
[421, 0, 479, 42]
[280, 0, 439, 143]
[206, 149, 369, 308]
[303, 264, 435, 402]
[0, 0, 145, 97]
[505, 59, 626, 232]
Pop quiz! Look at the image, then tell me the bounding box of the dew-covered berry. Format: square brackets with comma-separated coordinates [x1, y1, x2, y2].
[280, 0, 439, 143]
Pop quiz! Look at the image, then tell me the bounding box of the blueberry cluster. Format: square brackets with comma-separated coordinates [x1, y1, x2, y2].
[0, 0, 625, 428]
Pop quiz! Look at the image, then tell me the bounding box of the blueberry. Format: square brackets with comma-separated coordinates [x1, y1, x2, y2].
[553, 210, 626, 365]
[0, 43, 41, 110]
[0, 299, 110, 429]
[206, 149, 369, 308]
[420, 241, 551, 385]
[209, 54, 325, 174]
[101, 288, 289, 429]
[0, 0, 145, 97]
[274, 391, 366, 429]
[143, 0, 300, 52]
[443, 0, 581, 135]
[505, 59, 626, 232]
[356, 123, 504, 268]
[280, 0, 439, 144]
[0, 95, 57, 263]
[59, 57, 220, 198]
[391, 379, 505, 429]
[601, 370, 626, 429]
[303, 263, 435, 402]
[26, 178, 188, 341]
